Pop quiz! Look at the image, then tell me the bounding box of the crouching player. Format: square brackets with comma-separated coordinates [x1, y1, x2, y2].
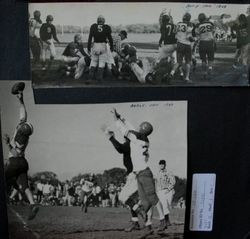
[120, 46, 154, 84]
[4, 84, 39, 220]
[61, 34, 91, 79]
[196, 13, 216, 78]
[106, 30, 128, 77]
[111, 109, 167, 237]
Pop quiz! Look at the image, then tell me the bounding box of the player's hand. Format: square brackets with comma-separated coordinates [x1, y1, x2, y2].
[111, 108, 121, 120]
[189, 36, 195, 42]
[3, 134, 10, 145]
[16, 92, 24, 103]
[46, 41, 51, 45]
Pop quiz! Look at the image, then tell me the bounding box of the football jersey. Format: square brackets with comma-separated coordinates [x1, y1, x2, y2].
[156, 169, 176, 192]
[82, 180, 94, 192]
[8, 126, 29, 158]
[40, 23, 59, 42]
[116, 120, 149, 172]
[235, 23, 250, 47]
[88, 23, 113, 51]
[196, 21, 215, 41]
[176, 22, 195, 45]
[62, 42, 87, 57]
[160, 23, 177, 44]
[112, 34, 122, 53]
[29, 18, 42, 38]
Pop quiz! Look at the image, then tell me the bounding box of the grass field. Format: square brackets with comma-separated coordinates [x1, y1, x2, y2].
[8, 205, 185, 239]
[32, 38, 249, 88]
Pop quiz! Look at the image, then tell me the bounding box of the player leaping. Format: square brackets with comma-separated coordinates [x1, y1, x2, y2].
[110, 109, 167, 238]
[4, 82, 39, 220]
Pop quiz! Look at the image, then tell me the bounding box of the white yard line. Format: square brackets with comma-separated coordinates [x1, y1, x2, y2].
[10, 208, 40, 239]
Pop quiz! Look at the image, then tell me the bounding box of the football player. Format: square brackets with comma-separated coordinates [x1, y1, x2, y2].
[111, 109, 167, 237]
[120, 46, 153, 84]
[4, 88, 39, 220]
[231, 14, 250, 77]
[40, 15, 60, 70]
[169, 12, 196, 82]
[29, 10, 42, 64]
[196, 13, 215, 77]
[106, 30, 128, 76]
[87, 15, 113, 82]
[61, 34, 90, 79]
[155, 160, 176, 228]
[102, 126, 142, 231]
[79, 175, 94, 213]
[158, 13, 177, 63]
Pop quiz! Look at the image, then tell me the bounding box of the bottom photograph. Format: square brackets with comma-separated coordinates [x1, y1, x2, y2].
[0, 81, 187, 239]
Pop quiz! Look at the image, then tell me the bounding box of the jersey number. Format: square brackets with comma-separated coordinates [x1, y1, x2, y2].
[200, 25, 212, 33]
[142, 145, 149, 157]
[177, 24, 187, 33]
[98, 25, 103, 32]
[165, 25, 173, 36]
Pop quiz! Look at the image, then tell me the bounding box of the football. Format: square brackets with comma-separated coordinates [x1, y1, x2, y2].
[11, 82, 25, 95]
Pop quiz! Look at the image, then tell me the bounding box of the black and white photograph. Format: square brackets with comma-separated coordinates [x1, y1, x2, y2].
[0, 81, 187, 239]
[29, 2, 250, 88]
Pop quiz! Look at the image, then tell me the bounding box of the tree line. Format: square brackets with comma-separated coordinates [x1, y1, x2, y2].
[30, 167, 186, 203]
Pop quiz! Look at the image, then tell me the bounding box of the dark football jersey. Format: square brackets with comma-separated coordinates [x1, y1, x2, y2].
[14, 131, 29, 155]
[160, 23, 177, 44]
[235, 24, 250, 47]
[87, 23, 113, 51]
[40, 23, 59, 42]
[62, 42, 87, 57]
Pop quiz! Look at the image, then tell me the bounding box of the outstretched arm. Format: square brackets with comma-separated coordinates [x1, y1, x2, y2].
[17, 93, 27, 124]
[109, 136, 129, 154]
[111, 108, 135, 136]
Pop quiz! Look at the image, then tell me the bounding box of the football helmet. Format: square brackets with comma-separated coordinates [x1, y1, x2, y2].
[139, 122, 153, 136]
[97, 15, 105, 24]
[198, 13, 207, 23]
[46, 15, 54, 22]
[183, 12, 191, 22]
[33, 10, 41, 19]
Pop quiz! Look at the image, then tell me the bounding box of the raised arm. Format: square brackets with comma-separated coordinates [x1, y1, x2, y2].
[109, 136, 129, 154]
[17, 93, 27, 124]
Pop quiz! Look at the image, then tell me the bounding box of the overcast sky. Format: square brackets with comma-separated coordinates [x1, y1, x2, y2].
[0, 81, 187, 181]
[29, 2, 248, 27]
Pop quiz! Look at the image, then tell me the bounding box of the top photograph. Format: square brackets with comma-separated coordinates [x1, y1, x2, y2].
[29, 2, 250, 88]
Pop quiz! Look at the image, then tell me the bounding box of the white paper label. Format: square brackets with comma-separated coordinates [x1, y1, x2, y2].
[189, 173, 216, 231]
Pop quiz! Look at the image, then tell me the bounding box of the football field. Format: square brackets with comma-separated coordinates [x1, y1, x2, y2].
[32, 39, 249, 88]
[8, 205, 185, 239]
